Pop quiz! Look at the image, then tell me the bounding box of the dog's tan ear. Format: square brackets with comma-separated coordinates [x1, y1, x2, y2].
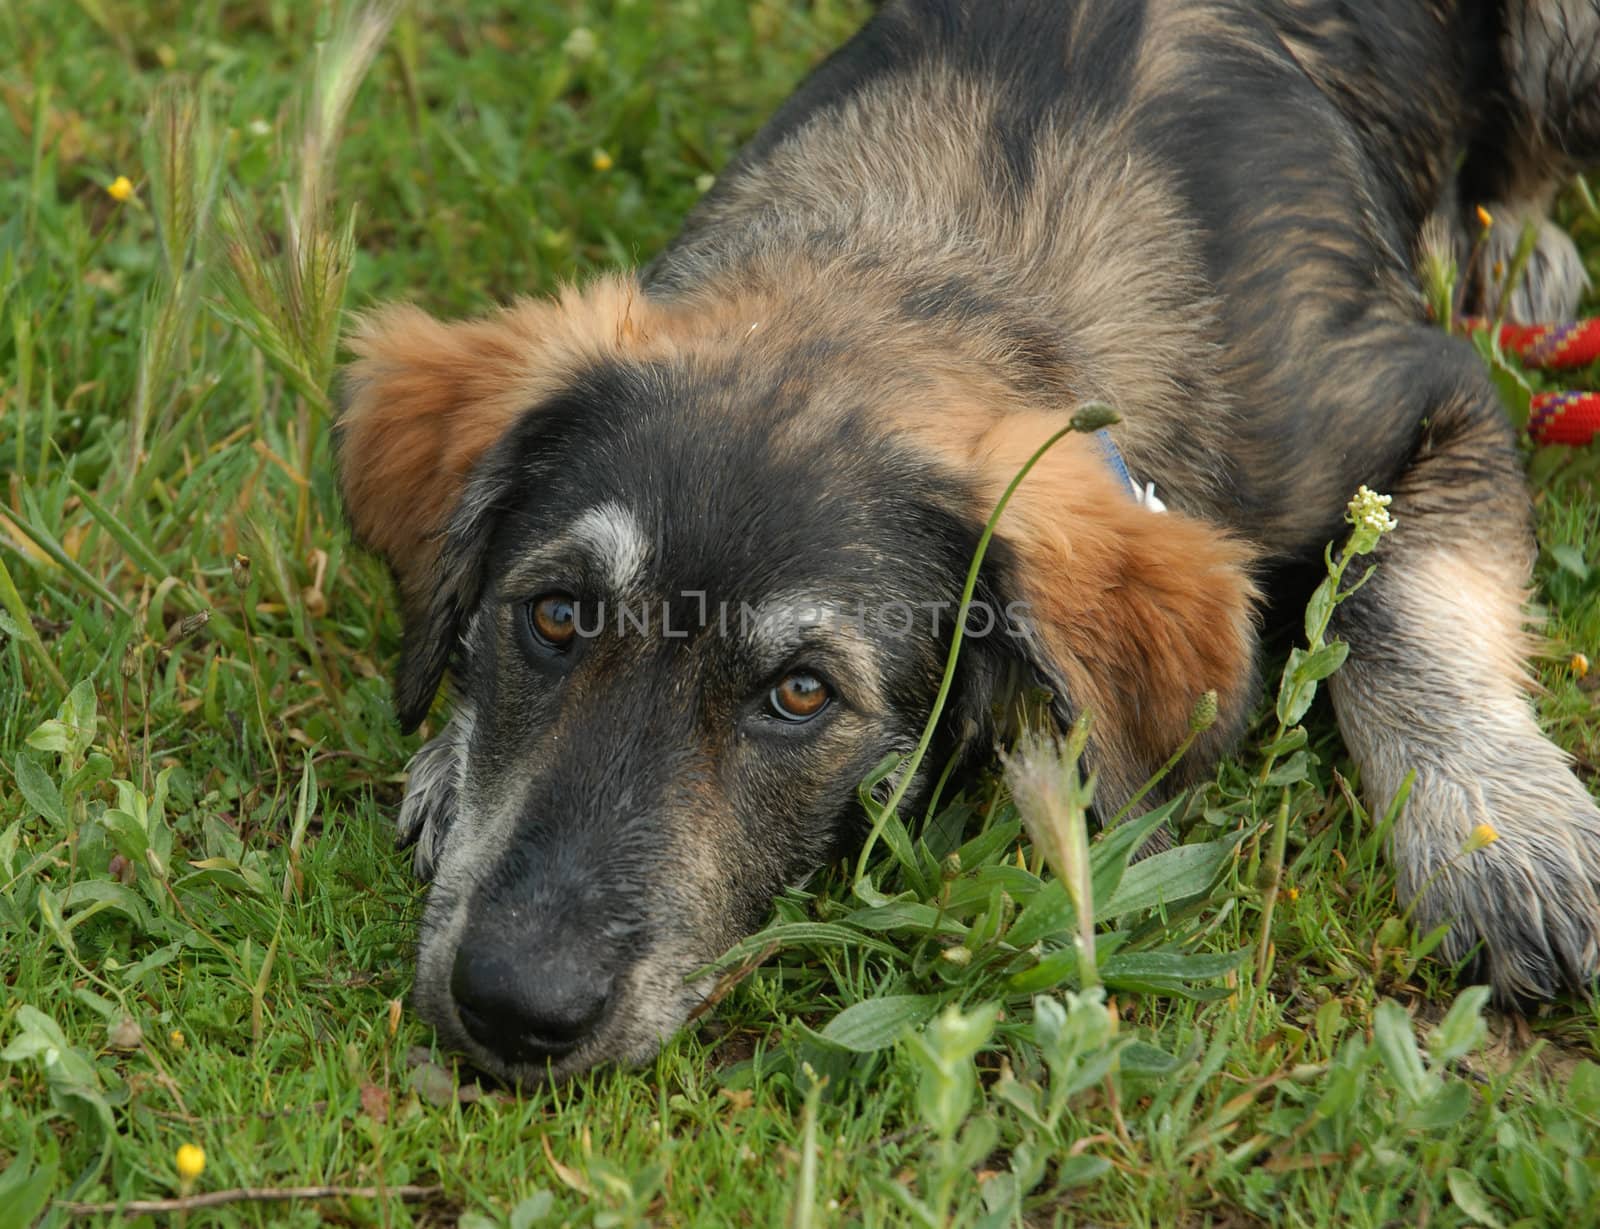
[976, 417, 1261, 812]
[338, 300, 543, 609]
[335, 278, 653, 728]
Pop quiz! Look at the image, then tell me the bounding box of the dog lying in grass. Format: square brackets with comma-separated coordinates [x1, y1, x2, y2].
[335, 0, 1600, 1083]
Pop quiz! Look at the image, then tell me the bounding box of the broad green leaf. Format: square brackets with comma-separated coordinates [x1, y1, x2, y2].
[1055, 1155, 1112, 1188]
[821, 995, 940, 1052]
[1372, 998, 1430, 1106]
[1006, 879, 1073, 949]
[60, 880, 158, 934]
[509, 1191, 556, 1229]
[1, 1005, 74, 1068]
[1470, 325, 1534, 429]
[1303, 576, 1336, 644]
[62, 679, 99, 753]
[1314, 1040, 1370, 1120]
[63, 752, 114, 801]
[1571, 1061, 1600, 1119]
[852, 879, 915, 909]
[942, 865, 1038, 915]
[0, 1141, 57, 1229]
[1090, 799, 1182, 909]
[25, 679, 98, 760]
[1264, 750, 1310, 786]
[1292, 640, 1350, 684]
[713, 922, 903, 969]
[25, 720, 76, 757]
[1275, 649, 1318, 726]
[1119, 1041, 1183, 1078]
[99, 808, 151, 866]
[35, 886, 77, 960]
[1006, 947, 1082, 995]
[1446, 1167, 1505, 1229]
[1428, 985, 1490, 1064]
[183, 857, 272, 897]
[954, 819, 1024, 873]
[1410, 1080, 1473, 1131]
[12, 752, 64, 827]
[1099, 949, 1248, 984]
[1097, 834, 1238, 921]
[120, 939, 191, 989]
[1549, 543, 1590, 581]
[844, 901, 964, 937]
[1258, 725, 1308, 760]
[0, 820, 18, 877]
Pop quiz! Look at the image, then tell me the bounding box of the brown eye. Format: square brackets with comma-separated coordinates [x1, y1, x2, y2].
[527, 593, 577, 649]
[770, 671, 831, 723]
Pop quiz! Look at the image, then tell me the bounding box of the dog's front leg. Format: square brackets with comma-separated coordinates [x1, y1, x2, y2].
[1326, 348, 1600, 1001]
[396, 716, 465, 881]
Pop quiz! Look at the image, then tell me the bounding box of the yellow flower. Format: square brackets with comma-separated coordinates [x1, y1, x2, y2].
[176, 1143, 205, 1182]
[1463, 822, 1500, 854]
[1571, 652, 1590, 680]
[168, 1029, 186, 1050]
[1475, 205, 1494, 230]
[1286, 886, 1300, 902]
[591, 148, 613, 172]
[107, 176, 134, 202]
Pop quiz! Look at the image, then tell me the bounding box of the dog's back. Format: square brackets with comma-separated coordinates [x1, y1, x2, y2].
[649, 0, 1508, 557]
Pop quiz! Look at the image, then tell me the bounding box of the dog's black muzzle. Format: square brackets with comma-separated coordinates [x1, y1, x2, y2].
[450, 914, 616, 1064]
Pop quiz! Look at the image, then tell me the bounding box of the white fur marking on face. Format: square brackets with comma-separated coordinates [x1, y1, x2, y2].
[571, 501, 650, 594]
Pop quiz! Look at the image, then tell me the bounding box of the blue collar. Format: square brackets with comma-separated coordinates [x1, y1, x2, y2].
[1094, 428, 1136, 493]
[1093, 429, 1167, 513]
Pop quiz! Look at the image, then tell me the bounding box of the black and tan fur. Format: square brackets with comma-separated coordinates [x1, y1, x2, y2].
[337, 0, 1600, 1082]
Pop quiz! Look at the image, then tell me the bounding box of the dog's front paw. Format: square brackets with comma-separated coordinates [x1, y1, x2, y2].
[1401, 766, 1600, 1003]
[1470, 203, 1590, 323]
[396, 720, 463, 882]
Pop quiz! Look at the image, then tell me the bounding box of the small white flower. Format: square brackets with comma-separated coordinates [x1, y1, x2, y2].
[247, 118, 271, 137]
[1344, 486, 1395, 531]
[563, 26, 598, 61]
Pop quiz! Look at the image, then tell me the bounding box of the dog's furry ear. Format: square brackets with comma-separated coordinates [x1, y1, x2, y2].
[381, 472, 502, 732]
[335, 277, 651, 730]
[976, 420, 1261, 813]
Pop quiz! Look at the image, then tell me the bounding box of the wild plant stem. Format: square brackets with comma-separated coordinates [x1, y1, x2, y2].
[853, 421, 1088, 881]
[1109, 723, 1202, 826]
[1254, 790, 1292, 986]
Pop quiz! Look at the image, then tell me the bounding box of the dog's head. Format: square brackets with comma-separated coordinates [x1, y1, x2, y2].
[336, 275, 1259, 1082]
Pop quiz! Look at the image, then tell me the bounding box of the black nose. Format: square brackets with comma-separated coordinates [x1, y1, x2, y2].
[449, 943, 613, 1064]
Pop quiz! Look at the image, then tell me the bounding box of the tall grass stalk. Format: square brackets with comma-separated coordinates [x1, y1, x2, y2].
[212, 3, 394, 552]
[121, 85, 222, 509]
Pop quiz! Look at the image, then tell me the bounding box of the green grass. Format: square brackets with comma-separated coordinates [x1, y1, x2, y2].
[3, 2, 1600, 1226]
